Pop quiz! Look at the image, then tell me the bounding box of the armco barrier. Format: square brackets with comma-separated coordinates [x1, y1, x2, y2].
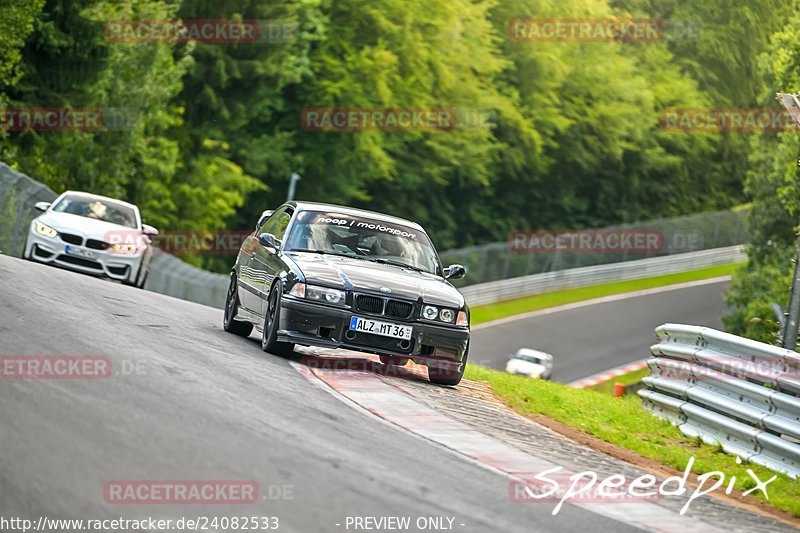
[459, 246, 745, 307]
[640, 324, 800, 478]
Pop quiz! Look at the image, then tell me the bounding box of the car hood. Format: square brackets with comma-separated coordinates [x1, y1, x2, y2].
[506, 360, 547, 376]
[285, 252, 465, 308]
[38, 211, 139, 240]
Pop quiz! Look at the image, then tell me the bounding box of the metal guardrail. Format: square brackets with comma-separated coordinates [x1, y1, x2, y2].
[441, 209, 749, 287]
[460, 246, 745, 307]
[640, 324, 800, 479]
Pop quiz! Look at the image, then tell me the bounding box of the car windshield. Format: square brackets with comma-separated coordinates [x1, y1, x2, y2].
[285, 210, 441, 275]
[515, 354, 544, 365]
[52, 194, 138, 228]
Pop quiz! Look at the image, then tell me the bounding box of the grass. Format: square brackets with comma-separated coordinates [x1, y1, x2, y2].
[470, 263, 741, 325]
[464, 364, 800, 516]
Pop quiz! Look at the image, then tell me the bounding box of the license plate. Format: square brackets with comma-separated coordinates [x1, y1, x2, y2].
[349, 316, 412, 340]
[65, 245, 95, 259]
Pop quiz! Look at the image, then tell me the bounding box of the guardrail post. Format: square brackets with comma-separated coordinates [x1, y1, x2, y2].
[782, 218, 800, 350]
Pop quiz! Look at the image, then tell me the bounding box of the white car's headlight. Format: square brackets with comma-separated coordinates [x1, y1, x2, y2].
[35, 221, 57, 238]
[290, 283, 346, 305]
[113, 243, 138, 255]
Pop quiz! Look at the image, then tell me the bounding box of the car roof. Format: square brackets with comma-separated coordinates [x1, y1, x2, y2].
[284, 201, 425, 232]
[58, 190, 139, 211]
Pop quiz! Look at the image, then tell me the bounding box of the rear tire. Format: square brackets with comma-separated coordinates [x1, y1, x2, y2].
[223, 273, 253, 337]
[428, 345, 468, 386]
[261, 283, 294, 355]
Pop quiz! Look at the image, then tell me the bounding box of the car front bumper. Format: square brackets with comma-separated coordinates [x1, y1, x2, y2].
[25, 228, 144, 282]
[277, 297, 470, 366]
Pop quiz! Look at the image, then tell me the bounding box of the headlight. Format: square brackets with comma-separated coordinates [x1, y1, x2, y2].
[456, 310, 468, 326]
[529, 372, 541, 379]
[35, 221, 57, 238]
[439, 308, 455, 323]
[422, 305, 439, 320]
[291, 283, 346, 305]
[112, 243, 137, 255]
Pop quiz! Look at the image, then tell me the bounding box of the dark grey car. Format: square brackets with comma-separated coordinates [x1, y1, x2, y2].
[223, 202, 470, 385]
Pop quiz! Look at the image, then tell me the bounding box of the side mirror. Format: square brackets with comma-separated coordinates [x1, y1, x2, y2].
[444, 264, 466, 280]
[258, 232, 279, 251]
[142, 224, 159, 237]
[256, 209, 274, 231]
[34, 201, 51, 212]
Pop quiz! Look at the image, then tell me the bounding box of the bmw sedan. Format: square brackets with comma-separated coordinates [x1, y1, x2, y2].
[223, 202, 470, 385]
[24, 191, 158, 288]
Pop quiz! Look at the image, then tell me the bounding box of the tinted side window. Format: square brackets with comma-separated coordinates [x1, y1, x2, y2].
[271, 210, 293, 241]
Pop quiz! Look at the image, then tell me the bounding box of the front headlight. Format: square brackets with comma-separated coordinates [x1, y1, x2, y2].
[113, 243, 137, 255]
[456, 310, 468, 326]
[439, 308, 455, 323]
[290, 283, 346, 305]
[529, 372, 541, 379]
[422, 305, 439, 320]
[35, 221, 57, 238]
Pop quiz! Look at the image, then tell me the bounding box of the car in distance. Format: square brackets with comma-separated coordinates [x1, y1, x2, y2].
[505, 348, 553, 380]
[223, 202, 470, 385]
[24, 191, 158, 288]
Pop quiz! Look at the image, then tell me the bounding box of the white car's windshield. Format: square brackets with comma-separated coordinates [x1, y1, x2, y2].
[285, 210, 440, 275]
[52, 194, 138, 229]
[515, 354, 544, 365]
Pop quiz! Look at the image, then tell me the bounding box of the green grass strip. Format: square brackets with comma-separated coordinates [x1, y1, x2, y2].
[470, 263, 741, 325]
[463, 365, 800, 515]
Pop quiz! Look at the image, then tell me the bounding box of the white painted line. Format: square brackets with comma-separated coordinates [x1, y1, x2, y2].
[292, 358, 725, 533]
[472, 276, 732, 331]
[568, 359, 650, 389]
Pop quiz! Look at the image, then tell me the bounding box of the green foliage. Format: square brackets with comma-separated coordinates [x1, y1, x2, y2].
[723, 3, 800, 341]
[2, 0, 792, 271]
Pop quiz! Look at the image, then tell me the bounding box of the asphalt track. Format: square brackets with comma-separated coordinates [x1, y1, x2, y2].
[0, 254, 646, 533]
[470, 279, 731, 383]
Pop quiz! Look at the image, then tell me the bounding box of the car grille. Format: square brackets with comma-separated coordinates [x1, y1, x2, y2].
[85, 239, 110, 250]
[60, 233, 83, 245]
[57, 254, 102, 270]
[385, 299, 413, 319]
[354, 294, 414, 319]
[355, 294, 384, 314]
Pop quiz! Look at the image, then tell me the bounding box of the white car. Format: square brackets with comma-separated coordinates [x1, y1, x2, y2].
[24, 191, 158, 288]
[505, 348, 553, 380]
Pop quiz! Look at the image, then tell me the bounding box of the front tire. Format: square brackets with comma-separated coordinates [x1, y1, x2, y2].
[223, 273, 253, 337]
[428, 344, 468, 386]
[261, 283, 294, 355]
